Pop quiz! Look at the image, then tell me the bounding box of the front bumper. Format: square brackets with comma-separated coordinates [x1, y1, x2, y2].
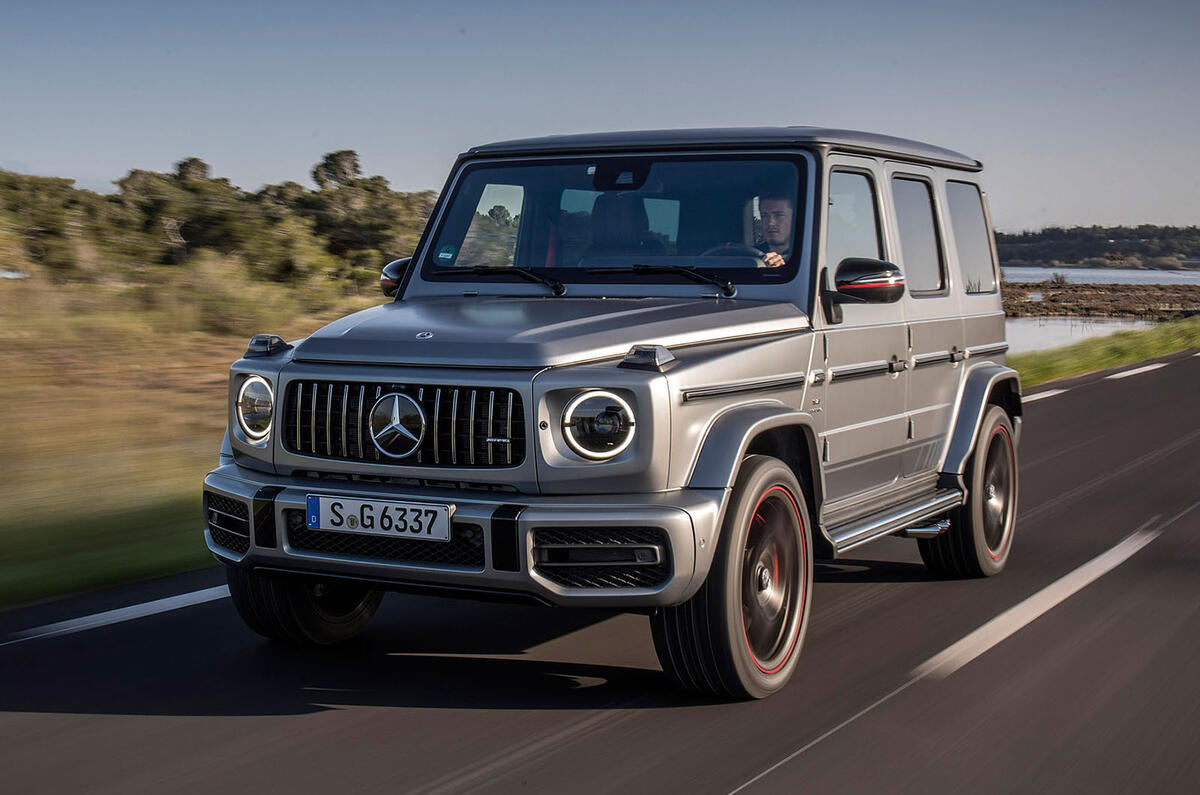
[203, 462, 725, 608]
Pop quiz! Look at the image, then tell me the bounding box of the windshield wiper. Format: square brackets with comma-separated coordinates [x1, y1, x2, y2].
[585, 264, 736, 297]
[429, 265, 564, 296]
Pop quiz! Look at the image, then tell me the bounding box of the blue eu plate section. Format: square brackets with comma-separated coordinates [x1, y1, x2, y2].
[307, 495, 321, 530]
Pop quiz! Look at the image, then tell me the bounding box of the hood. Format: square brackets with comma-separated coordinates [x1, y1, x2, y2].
[291, 296, 810, 369]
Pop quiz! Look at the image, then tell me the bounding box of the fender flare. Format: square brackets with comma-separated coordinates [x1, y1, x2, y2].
[687, 403, 822, 493]
[686, 403, 828, 557]
[940, 363, 1023, 482]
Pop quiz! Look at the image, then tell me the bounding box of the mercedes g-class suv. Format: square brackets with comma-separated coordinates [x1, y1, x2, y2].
[204, 127, 1020, 699]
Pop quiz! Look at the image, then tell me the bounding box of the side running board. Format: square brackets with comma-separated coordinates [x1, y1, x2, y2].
[828, 489, 963, 556]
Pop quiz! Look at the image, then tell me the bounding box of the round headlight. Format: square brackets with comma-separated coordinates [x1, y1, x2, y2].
[561, 390, 636, 460]
[236, 376, 274, 440]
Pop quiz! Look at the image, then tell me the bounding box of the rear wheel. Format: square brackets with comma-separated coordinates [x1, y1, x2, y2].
[225, 566, 383, 645]
[920, 404, 1018, 578]
[652, 455, 812, 699]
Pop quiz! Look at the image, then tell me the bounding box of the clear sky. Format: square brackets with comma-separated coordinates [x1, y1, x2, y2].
[1, 0, 1197, 231]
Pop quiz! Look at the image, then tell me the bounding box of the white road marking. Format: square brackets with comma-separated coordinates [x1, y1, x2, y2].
[910, 518, 1160, 681]
[1106, 362, 1168, 380]
[1194, 351, 1200, 357]
[1, 586, 229, 647]
[730, 503, 1200, 794]
[1023, 388, 1067, 403]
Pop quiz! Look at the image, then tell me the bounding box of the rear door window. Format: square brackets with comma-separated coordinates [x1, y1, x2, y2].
[826, 171, 882, 268]
[891, 177, 944, 293]
[945, 181, 997, 294]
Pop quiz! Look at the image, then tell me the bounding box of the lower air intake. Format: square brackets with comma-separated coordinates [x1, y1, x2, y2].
[532, 527, 672, 589]
[205, 492, 250, 556]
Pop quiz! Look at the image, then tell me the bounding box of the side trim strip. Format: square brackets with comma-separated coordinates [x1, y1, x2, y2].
[682, 374, 809, 402]
[968, 342, 1009, 358]
[913, 351, 953, 367]
[830, 361, 890, 382]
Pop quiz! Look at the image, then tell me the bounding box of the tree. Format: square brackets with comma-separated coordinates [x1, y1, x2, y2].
[487, 204, 512, 226]
[311, 150, 361, 189]
[175, 157, 210, 181]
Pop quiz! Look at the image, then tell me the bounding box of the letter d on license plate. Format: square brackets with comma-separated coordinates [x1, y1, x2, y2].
[306, 495, 453, 542]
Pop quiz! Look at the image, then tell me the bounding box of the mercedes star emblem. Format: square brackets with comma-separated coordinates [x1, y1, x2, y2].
[415, 331, 434, 339]
[368, 393, 426, 458]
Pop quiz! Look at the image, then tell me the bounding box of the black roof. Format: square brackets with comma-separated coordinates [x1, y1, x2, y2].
[468, 126, 981, 171]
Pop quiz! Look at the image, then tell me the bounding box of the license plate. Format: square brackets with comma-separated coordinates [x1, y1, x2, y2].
[306, 495, 453, 542]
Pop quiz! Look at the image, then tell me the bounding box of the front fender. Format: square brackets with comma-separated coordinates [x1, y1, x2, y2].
[686, 403, 826, 571]
[687, 403, 820, 490]
[940, 363, 1022, 481]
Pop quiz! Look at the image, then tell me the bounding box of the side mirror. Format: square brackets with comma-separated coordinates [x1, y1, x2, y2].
[833, 258, 905, 304]
[380, 257, 411, 298]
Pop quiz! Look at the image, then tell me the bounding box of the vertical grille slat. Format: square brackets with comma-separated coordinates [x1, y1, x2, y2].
[374, 386, 382, 461]
[469, 390, 477, 465]
[341, 385, 349, 458]
[487, 390, 495, 466]
[324, 383, 333, 455]
[356, 385, 365, 460]
[506, 392, 514, 465]
[285, 381, 524, 468]
[295, 383, 303, 452]
[433, 388, 442, 464]
[450, 388, 459, 465]
[309, 382, 317, 453]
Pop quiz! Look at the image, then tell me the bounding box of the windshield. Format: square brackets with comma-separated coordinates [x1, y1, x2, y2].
[420, 155, 806, 289]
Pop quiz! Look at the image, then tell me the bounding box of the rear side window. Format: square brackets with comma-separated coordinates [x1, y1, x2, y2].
[826, 171, 882, 268]
[891, 177, 944, 293]
[945, 181, 997, 293]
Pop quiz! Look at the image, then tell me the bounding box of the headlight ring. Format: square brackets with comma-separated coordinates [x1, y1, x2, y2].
[236, 375, 274, 441]
[561, 390, 636, 460]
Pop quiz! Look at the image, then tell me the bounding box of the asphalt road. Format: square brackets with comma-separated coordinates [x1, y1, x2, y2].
[3, 350, 1199, 794]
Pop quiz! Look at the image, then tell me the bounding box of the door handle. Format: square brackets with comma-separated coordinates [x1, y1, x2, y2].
[889, 357, 909, 374]
[949, 349, 966, 363]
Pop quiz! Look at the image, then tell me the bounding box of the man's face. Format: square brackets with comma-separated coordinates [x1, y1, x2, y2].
[760, 198, 794, 250]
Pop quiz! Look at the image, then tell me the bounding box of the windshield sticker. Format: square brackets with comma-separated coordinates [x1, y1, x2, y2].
[436, 244, 457, 264]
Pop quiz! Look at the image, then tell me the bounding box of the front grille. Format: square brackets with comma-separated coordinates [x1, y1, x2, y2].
[532, 527, 672, 589]
[283, 509, 485, 570]
[205, 492, 250, 555]
[283, 381, 525, 468]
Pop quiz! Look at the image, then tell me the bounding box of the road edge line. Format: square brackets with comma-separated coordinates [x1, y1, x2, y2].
[1, 585, 230, 647]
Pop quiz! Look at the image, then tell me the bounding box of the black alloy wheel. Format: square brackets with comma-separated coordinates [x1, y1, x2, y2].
[919, 404, 1018, 578]
[652, 455, 812, 699]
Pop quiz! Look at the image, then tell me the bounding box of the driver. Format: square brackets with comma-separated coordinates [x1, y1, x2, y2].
[757, 190, 794, 268]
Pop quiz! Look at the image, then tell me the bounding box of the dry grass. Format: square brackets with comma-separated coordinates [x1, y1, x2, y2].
[0, 266, 378, 606]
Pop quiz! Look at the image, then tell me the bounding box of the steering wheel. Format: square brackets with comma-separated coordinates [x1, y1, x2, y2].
[699, 242, 765, 258]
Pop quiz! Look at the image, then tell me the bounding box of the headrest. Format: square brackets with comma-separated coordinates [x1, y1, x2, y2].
[590, 193, 649, 250]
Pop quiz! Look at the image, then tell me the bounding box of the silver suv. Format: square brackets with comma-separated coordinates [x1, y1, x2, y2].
[205, 127, 1020, 699]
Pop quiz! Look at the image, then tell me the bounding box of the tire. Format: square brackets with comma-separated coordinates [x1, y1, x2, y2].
[651, 455, 813, 700]
[919, 404, 1018, 578]
[225, 565, 383, 645]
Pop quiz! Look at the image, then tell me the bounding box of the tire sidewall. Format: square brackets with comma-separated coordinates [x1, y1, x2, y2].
[968, 406, 1018, 576]
[714, 456, 813, 699]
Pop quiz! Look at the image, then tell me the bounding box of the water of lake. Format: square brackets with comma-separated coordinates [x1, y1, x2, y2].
[1005, 316, 1154, 354]
[1001, 267, 1200, 285]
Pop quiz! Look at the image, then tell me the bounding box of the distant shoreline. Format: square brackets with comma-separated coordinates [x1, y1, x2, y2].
[1001, 262, 1200, 271]
[1002, 281, 1200, 320]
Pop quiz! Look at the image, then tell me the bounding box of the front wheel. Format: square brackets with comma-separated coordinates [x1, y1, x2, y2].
[651, 455, 813, 699]
[919, 404, 1018, 577]
[225, 566, 383, 645]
